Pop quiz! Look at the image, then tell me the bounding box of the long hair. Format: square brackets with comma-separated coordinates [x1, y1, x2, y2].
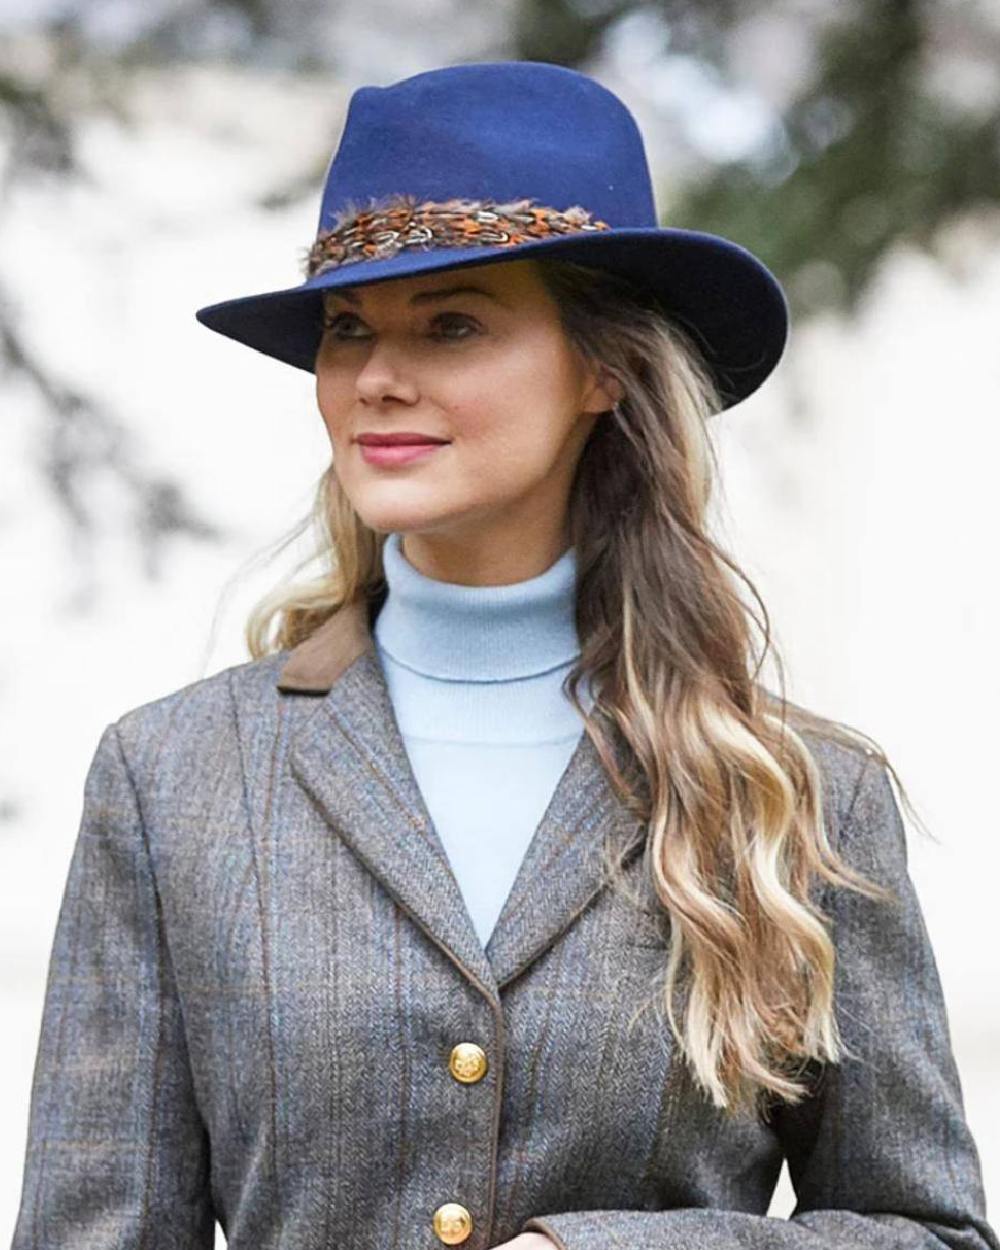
[240, 254, 918, 1119]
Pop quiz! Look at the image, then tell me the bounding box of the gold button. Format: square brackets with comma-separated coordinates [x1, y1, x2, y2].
[433, 1202, 473, 1244]
[448, 1042, 488, 1084]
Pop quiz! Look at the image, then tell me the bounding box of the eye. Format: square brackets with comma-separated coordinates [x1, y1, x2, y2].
[428, 312, 480, 341]
[321, 311, 368, 338]
[319, 310, 481, 341]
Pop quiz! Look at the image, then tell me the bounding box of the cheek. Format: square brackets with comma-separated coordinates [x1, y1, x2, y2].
[448, 398, 568, 497]
[451, 334, 580, 438]
[315, 369, 352, 440]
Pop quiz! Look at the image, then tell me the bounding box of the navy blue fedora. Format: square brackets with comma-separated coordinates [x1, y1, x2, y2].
[194, 60, 789, 409]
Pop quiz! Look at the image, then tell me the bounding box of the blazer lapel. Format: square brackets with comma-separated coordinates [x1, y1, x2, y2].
[276, 596, 644, 1004]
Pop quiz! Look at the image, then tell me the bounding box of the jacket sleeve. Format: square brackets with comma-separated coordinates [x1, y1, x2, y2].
[521, 754, 999, 1250]
[10, 721, 216, 1249]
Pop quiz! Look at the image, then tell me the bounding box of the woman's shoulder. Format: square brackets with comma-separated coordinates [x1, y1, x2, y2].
[109, 649, 294, 770]
[761, 687, 887, 834]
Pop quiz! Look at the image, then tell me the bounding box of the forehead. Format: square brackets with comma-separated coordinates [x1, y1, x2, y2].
[320, 258, 541, 308]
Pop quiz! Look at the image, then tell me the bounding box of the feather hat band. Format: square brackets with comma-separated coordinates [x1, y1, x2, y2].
[195, 60, 789, 409]
[303, 196, 612, 277]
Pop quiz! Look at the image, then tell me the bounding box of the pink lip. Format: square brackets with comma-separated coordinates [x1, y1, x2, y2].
[358, 442, 446, 467]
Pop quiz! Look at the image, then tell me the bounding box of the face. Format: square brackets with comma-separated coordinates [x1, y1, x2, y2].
[314, 257, 620, 584]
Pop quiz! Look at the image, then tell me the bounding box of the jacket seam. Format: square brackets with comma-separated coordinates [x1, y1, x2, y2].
[228, 666, 284, 1207]
[110, 720, 175, 1250]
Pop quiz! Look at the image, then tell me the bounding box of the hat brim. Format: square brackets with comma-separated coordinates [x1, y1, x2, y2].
[194, 227, 788, 409]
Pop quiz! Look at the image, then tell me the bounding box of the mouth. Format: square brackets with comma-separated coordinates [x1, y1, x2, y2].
[354, 432, 451, 446]
[357, 441, 448, 467]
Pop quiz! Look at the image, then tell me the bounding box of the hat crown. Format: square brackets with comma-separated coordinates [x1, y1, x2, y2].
[316, 61, 657, 233]
[196, 59, 788, 408]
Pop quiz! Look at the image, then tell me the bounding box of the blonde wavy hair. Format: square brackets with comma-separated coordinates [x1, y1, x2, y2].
[237, 255, 920, 1120]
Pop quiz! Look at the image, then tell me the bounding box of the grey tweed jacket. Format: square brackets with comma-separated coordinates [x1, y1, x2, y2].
[10, 594, 999, 1250]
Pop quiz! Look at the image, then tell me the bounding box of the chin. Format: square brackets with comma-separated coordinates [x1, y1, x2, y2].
[354, 504, 455, 537]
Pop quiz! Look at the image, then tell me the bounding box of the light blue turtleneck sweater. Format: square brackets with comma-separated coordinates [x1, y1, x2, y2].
[373, 530, 596, 947]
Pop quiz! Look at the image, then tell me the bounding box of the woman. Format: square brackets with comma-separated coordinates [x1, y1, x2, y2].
[11, 60, 997, 1250]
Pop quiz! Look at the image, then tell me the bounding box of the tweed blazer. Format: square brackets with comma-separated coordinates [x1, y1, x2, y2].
[10, 593, 999, 1250]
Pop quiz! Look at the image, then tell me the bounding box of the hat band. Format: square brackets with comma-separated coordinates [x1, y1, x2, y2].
[302, 194, 612, 279]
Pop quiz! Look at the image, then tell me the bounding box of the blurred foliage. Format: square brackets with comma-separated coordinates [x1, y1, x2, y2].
[517, 0, 1000, 317]
[1, 0, 999, 561]
[3, 0, 997, 319]
[0, 21, 227, 572]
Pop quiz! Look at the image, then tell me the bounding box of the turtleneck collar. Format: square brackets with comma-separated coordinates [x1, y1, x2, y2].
[372, 531, 582, 682]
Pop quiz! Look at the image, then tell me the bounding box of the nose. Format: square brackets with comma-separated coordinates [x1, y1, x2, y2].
[354, 335, 420, 406]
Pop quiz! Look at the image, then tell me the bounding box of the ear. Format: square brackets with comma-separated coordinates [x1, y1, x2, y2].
[581, 365, 624, 415]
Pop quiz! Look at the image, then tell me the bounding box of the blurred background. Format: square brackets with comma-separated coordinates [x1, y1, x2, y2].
[2, 0, 999, 1241]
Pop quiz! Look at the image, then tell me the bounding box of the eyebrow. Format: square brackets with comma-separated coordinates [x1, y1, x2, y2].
[326, 283, 506, 307]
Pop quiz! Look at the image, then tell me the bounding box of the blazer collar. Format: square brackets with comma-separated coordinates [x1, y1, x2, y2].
[275, 596, 644, 1003]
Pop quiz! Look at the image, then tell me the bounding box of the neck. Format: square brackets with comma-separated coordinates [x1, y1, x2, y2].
[372, 530, 582, 681]
[396, 530, 573, 588]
